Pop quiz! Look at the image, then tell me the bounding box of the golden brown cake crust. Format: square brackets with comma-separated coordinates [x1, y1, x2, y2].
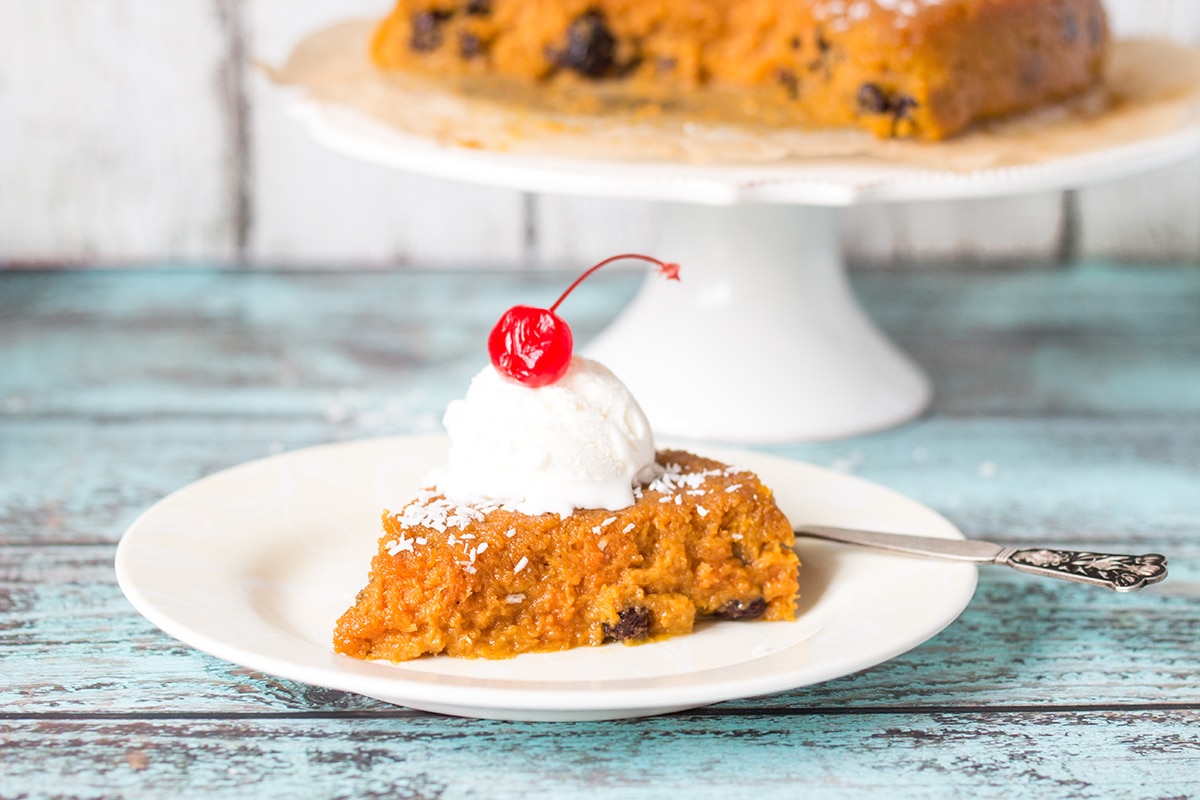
[333, 450, 799, 661]
[370, 0, 1108, 140]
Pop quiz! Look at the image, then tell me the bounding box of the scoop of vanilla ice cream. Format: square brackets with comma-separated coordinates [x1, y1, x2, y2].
[431, 356, 660, 517]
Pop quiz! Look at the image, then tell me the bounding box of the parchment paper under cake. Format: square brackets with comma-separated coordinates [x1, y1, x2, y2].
[271, 21, 1200, 173]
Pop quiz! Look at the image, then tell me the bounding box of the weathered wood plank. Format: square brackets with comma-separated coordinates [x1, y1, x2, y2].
[780, 416, 1200, 545]
[244, 0, 528, 266]
[2, 267, 1197, 729]
[1078, 157, 1200, 263]
[0, 544, 381, 714]
[533, 194, 1071, 269]
[1105, 0, 1200, 44]
[876, 269, 1200, 417]
[4, 416, 1200, 548]
[0, 0, 237, 264]
[1, 713, 1198, 799]
[3, 264, 1199, 419]
[3, 266, 1199, 550]
[1, 541, 1194, 715]
[0, 420, 339, 548]
[531, 196, 661, 267]
[0, 269, 634, 421]
[842, 194, 1067, 267]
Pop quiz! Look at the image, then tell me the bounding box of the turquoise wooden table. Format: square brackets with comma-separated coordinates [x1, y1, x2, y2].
[2, 262, 1198, 798]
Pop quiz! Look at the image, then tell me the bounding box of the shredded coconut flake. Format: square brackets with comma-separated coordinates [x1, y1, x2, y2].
[812, 0, 947, 31]
[386, 536, 414, 556]
[383, 462, 755, 577]
[645, 462, 732, 496]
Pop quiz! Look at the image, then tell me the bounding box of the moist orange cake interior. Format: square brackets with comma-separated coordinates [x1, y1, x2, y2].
[334, 449, 800, 661]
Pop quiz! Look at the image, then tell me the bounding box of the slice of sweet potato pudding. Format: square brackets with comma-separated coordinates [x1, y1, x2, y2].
[334, 449, 798, 661]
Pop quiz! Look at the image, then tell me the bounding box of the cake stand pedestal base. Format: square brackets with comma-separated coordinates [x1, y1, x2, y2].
[586, 203, 931, 443]
[294, 87, 1200, 442]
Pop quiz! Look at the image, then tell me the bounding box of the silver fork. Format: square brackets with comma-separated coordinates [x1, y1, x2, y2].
[794, 525, 1168, 592]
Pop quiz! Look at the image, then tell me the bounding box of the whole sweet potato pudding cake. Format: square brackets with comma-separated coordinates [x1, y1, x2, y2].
[369, 0, 1109, 140]
[334, 256, 800, 661]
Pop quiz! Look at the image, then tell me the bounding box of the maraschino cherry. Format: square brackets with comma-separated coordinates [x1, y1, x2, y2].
[488, 254, 681, 387]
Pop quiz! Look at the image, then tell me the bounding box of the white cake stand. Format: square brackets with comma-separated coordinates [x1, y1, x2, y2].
[295, 100, 1200, 442]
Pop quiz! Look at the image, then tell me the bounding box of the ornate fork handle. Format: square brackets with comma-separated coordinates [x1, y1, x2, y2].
[794, 526, 1168, 592]
[1000, 548, 1168, 592]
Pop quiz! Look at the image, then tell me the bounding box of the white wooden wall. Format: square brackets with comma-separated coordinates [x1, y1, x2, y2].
[1, 0, 1198, 268]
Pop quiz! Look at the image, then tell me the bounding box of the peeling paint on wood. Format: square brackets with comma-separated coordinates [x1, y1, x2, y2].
[2, 264, 1199, 796]
[0, 1, 236, 263]
[0, 544, 1195, 715]
[1, 714, 1198, 798]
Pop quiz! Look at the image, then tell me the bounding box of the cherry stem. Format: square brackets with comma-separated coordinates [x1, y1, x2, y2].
[548, 254, 680, 314]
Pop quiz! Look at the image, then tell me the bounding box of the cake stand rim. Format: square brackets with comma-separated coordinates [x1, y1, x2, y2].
[293, 96, 1200, 207]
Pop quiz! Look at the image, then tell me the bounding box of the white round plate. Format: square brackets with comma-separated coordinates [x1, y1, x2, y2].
[296, 99, 1200, 206]
[116, 435, 977, 721]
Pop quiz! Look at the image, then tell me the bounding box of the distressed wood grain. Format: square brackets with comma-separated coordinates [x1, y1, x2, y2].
[1078, 157, 1200, 262]
[0, 0, 237, 264]
[1, 713, 1198, 799]
[1075, 0, 1200, 263]
[1105, 0, 1200, 44]
[530, 196, 661, 268]
[842, 194, 1068, 267]
[0, 542, 1194, 716]
[3, 266, 1199, 552]
[244, 0, 529, 266]
[0, 269, 634, 421]
[532, 195, 1072, 268]
[2, 264, 1199, 419]
[3, 260, 1200, 795]
[6, 416, 1200, 549]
